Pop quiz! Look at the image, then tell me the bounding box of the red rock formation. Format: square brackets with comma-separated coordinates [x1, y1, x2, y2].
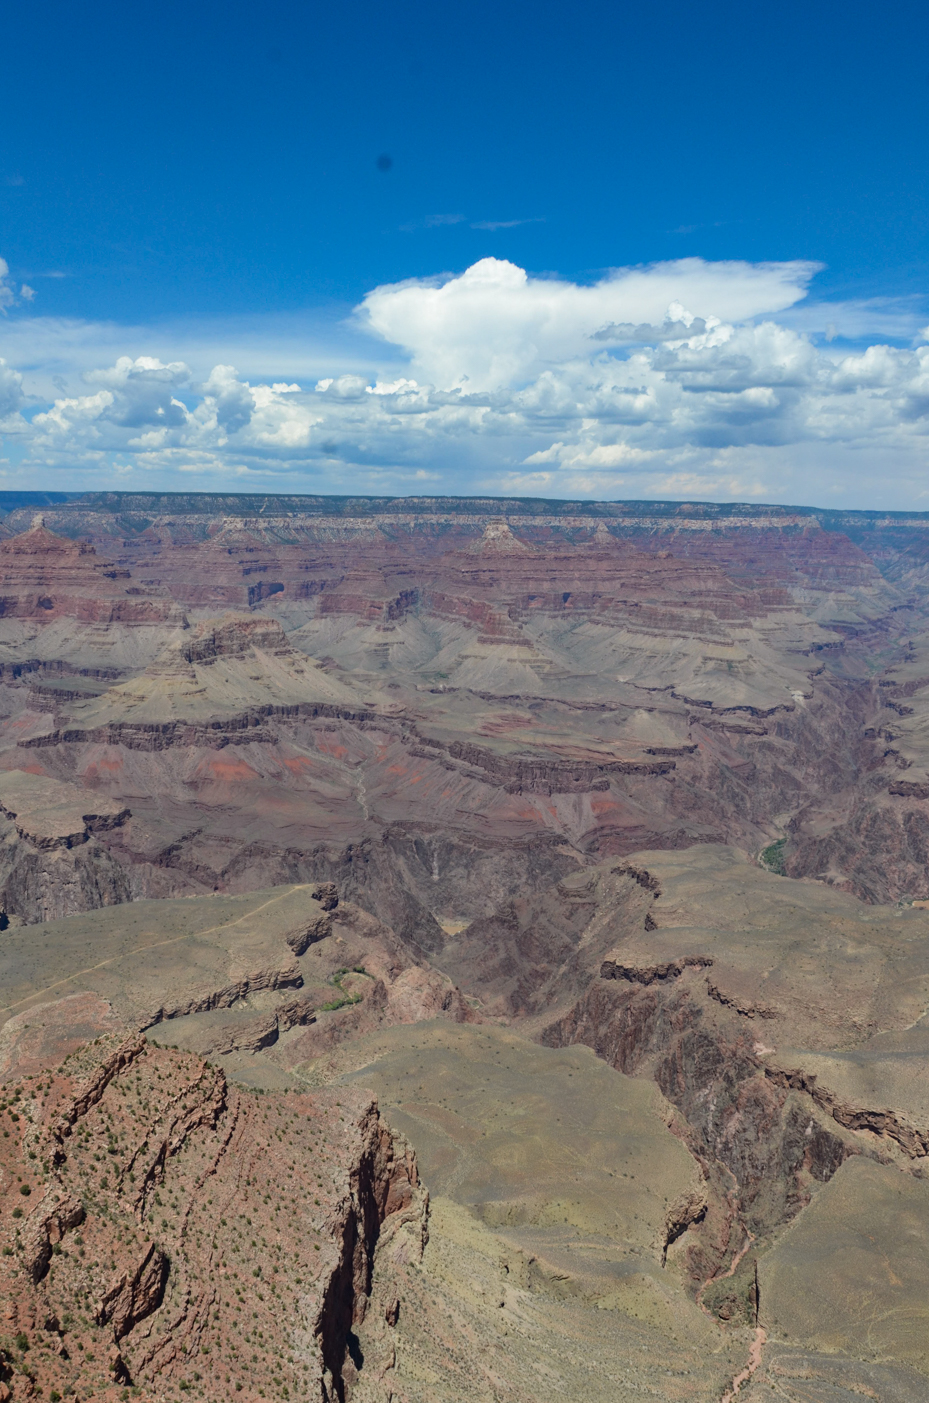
[0, 524, 177, 624]
[0, 1027, 425, 1402]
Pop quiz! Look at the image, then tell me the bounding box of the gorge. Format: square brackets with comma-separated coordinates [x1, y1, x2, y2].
[2, 491, 929, 1402]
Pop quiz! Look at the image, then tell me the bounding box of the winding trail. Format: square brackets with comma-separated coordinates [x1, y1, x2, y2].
[694, 1209, 768, 1400]
[0, 883, 311, 1016]
[721, 1326, 767, 1401]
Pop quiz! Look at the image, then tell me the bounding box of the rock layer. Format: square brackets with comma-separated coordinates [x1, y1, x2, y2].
[0, 498, 921, 927]
[0, 1027, 425, 1403]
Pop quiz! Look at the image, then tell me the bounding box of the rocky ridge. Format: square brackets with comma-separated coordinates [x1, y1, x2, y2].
[0, 1027, 426, 1403]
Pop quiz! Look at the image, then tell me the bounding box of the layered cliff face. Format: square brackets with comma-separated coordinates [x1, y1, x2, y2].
[0, 499, 920, 928]
[514, 850, 929, 1355]
[0, 1025, 426, 1403]
[0, 523, 180, 627]
[382, 845, 929, 1394]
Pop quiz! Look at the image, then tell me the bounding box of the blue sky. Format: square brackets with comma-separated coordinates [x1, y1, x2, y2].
[2, 0, 929, 506]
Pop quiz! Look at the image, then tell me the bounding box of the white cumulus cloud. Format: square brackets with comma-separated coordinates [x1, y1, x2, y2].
[4, 255, 929, 505]
[359, 256, 820, 391]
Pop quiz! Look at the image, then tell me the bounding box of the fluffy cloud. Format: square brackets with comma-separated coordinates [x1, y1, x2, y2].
[3, 255, 929, 505]
[31, 357, 195, 454]
[359, 256, 820, 391]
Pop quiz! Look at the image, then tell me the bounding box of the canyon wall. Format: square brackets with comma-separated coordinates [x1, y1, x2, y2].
[0, 493, 926, 929]
[0, 1020, 426, 1402]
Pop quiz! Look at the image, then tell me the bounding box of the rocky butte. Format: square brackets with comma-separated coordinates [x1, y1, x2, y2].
[1, 490, 929, 1402]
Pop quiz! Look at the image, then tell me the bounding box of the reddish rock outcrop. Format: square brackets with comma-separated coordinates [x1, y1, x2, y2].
[0, 1029, 426, 1403]
[0, 524, 178, 624]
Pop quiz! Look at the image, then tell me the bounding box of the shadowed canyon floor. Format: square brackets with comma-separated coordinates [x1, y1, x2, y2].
[2, 493, 929, 1400]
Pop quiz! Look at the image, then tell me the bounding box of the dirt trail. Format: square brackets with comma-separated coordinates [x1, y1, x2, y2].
[721, 1326, 767, 1401]
[0, 883, 311, 1016]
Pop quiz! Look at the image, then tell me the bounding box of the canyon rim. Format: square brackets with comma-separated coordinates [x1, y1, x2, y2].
[1, 491, 929, 1402]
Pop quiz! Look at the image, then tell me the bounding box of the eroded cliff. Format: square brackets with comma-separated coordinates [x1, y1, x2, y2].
[0, 1028, 426, 1403]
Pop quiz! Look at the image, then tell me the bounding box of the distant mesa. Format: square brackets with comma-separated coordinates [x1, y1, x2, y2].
[469, 519, 531, 553]
[0, 522, 96, 558]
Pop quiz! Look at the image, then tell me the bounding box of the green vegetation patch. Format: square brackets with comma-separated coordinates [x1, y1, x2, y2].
[318, 994, 363, 1012]
[760, 837, 788, 874]
[319, 966, 370, 1012]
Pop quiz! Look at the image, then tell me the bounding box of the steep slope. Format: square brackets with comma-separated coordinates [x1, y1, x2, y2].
[456, 846, 929, 1383]
[0, 1028, 425, 1403]
[2, 849, 929, 1399]
[3, 495, 929, 1401]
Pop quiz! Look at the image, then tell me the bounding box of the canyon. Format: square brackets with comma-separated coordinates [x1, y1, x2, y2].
[2, 490, 929, 1401]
